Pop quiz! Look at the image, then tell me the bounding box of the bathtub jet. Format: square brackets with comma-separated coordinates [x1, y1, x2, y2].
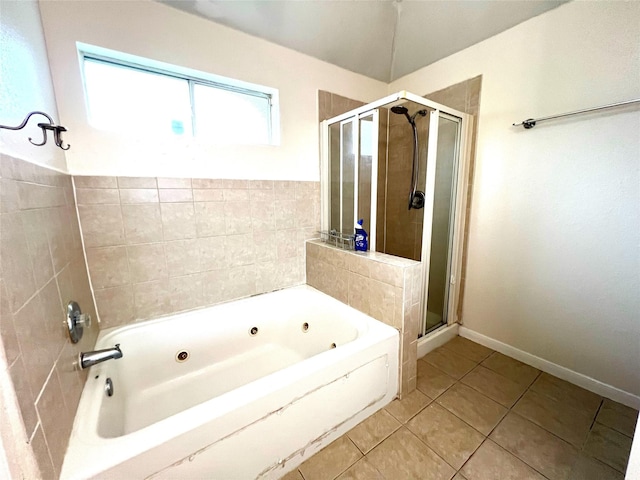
[79, 344, 123, 369]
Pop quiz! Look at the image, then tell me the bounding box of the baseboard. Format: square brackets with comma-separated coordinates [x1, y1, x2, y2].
[417, 323, 459, 358]
[459, 327, 640, 410]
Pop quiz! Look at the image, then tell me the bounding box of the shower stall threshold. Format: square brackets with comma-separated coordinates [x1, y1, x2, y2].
[417, 323, 459, 358]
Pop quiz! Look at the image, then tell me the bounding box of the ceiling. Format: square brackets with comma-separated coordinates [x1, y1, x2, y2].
[159, 0, 568, 83]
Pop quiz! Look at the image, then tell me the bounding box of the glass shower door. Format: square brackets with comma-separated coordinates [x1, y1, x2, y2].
[422, 113, 462, 333]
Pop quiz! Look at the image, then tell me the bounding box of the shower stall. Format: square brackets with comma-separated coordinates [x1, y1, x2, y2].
[321, 91, 473, 337]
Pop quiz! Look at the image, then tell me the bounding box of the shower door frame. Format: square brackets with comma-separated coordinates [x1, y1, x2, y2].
[320, 91, 473, 332]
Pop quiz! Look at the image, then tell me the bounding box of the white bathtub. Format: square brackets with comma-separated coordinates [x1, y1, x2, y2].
[61, 285, 399, 479]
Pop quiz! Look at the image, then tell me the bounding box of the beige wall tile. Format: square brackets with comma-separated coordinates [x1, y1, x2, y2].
[117, 177, 157, 188]
[223, 188, 250, 203]
[223, 179, 249, 189]
[275, 198, 296, 229]
[168, 274, 204, 312]
[120, 188, 159, 204]
[277, 228, 302, 259]
[223, 201, 252, 235]
[348, 272, 371, 315]
[55, 348, 84, 418]
[250, 191, 276, 231]
[193, 189, 224, 202]
[202, 266, 256, 304]
[8, 357, 38, 438]
[161, 203, 196, 240]
[159, 188, 193, 202]
[1, 212, 37, 312]
[225, 234, 255, 267]
[122, 204, 163, 244]
[192, 178, 224, 189]
[165, 239, 201, 276]
[370, 261, 403, 287]
[133, 280, 171, 320]
[127, 243, 167, 283]
[369, 280, 396, 326]
[195, 202, 226, 237]
[0, 178, 20, 213]
[21, 210, 55, 289]
[94, 286, 135, 328]
[47, 207, 73, 273]
[348, 254, 371, 277]
[36, 372, 73, 477]
[198, 236, 227, 271]
[13, 291, 59, 396]
[86, 246, 130, 288]
[78, 204, 125, 247]
[74, 175, 117, 188]
[30, 426, 56, 480]
[0, 281, 20, 365]
[253, 230, 277, 263]
[75, 188, 120, 205]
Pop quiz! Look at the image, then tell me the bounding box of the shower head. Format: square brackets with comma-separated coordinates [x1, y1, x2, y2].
[391, 105, 412, 124]
[390, 106, 408, 115]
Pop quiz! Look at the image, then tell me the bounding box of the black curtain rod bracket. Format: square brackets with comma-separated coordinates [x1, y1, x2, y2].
[0, 111, 70, 150]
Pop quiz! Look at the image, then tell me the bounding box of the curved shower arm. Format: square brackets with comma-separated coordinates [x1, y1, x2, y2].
[408, 121, 420, 210]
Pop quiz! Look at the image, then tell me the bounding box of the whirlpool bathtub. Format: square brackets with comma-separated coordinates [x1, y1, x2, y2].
[61, 285, 399, 479]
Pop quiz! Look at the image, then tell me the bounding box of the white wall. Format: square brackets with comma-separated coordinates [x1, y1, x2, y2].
[0, 0, 67, 171]
[391, 1, 640, 397]
[38, 0, 387, 180]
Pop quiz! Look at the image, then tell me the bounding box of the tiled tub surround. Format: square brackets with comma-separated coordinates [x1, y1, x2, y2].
[0, 154, 99, 478]
[75, 176, 320, 328]
[306, 240, 421, 397]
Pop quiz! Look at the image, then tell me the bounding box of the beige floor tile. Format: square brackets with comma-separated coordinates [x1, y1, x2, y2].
[280, 469, 304, 480]
[367, 427, 456, 480]
[453, 475, 468, 480]
[347, 409, 401, 454]
[423, 347, 477, 380]
[436, 383, 507, 435]
[490, 412, 578, 480]
[512, 390, 593, 447]
[481, 352, 540, 387]
[530, 373, 602, 419]
[385, 389, 431, 423]
[582, 423, 633, 473]
[596, 399, 639, 437]
[407, 403, 485, 470]
[461, 440, 546, 480]
[298, 436, 362, 480]
[440, 336, 493, 363]
[568, 453, 624, 480]
[336, 458, 384, 480]
[416, 360, 456, 399]
[461, 366, 528, 408]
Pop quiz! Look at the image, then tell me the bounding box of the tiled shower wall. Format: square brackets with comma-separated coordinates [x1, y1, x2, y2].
[75, 176, 320, 328]
[306, 240, 422, 397]
[0, 154, 99, 478]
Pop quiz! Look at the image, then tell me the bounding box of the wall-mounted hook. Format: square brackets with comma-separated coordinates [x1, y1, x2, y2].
[0, 111, 70, 150]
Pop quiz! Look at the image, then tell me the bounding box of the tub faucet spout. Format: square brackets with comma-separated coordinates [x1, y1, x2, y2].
[79, 344, 123, 369]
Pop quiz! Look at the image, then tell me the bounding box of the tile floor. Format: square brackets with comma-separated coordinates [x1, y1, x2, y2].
[283, 336, 638, 480]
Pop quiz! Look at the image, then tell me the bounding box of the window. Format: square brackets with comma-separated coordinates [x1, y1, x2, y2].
[79, 46, 279, 145]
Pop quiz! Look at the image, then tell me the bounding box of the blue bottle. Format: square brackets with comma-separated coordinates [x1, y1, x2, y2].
[354, 219, 368, 252]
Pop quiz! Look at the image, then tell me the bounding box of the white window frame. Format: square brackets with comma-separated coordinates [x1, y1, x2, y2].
[76, 42, 280, 145]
